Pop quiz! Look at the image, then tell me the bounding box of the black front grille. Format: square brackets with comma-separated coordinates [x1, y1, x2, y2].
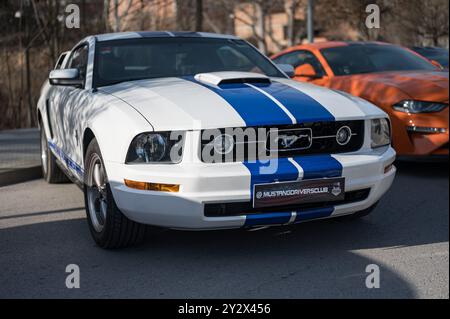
[204, 188, 371, 217]
[201, 120, 365, 162]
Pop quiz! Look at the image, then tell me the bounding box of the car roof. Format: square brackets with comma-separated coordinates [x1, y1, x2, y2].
[90, 31, 240, 42]
[272, 41, 398, 59]
[293, 41, 393, 50]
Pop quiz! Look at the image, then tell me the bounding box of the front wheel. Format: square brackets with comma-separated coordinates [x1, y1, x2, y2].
[84, 138, 146, 249]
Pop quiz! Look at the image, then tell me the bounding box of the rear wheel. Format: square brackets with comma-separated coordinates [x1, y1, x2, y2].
[84, 138, 146, 249]
[40, 127, 69, 183]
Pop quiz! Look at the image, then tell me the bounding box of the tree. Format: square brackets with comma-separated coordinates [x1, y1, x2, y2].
[396, 0, 449, 46]
[204, 0, 237, 34]
[285, 0, 303, 46]
[111, 0, 133, 32]
[233, 0, 285, 54]
[195, 0, 203, 31]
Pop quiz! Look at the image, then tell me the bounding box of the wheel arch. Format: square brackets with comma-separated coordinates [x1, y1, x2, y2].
[37, 109, 43, 127]
[83, 127, 96, 158]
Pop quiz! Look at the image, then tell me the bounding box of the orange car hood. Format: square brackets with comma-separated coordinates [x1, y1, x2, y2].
[333, 71, 449, 104]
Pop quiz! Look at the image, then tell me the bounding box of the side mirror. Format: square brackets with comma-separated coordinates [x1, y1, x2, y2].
[276, 64, 295, 78]
[49, 68, 83, 87]
[295, 63, 319, 78]
[430, 60, 444, 70]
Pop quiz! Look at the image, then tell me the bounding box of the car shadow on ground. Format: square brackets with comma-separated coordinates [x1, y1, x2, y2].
[0, 161, 447, 298]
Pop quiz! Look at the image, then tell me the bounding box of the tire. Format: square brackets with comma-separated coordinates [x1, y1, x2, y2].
[337, 201, 379, 221]
[40, 127, 69, 183]
[83, 138, 146, 249]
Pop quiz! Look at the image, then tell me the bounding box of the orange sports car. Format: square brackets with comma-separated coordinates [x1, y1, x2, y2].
[272, 41, 449, 158]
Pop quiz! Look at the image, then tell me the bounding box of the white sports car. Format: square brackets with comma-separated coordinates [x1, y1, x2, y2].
[37, 32, 396, 248]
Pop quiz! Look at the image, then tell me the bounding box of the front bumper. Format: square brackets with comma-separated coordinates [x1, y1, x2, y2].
[391, 108, 449, 156]
[106, 147, 396, 230]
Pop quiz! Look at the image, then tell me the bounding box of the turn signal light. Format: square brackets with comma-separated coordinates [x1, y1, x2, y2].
[407, 126, 447, 134]
[124, 179, 180, 192]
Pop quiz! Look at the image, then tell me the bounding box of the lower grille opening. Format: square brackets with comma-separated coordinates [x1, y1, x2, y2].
[204, 188, 371, 217]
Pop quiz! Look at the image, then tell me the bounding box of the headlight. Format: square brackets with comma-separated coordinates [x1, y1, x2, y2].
[126, 131, 184, 164]
[393, 100, 448, 114]
[371, 118, 391, 148]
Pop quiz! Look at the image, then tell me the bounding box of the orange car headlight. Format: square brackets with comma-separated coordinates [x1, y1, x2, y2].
[393, 100, 448, 114]
[406, 126, 447, 134]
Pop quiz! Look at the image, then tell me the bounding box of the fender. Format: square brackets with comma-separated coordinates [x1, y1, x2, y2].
[82, 92, 153, 169]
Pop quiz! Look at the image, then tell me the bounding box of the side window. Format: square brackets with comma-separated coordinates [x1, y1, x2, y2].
[54, 53, 67, 70]
[273, 51, 301, 66]
[68, 45, 89, 84]
[274, 50, 325, 77]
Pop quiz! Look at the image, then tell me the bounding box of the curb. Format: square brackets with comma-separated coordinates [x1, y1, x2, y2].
[0, 166, 42, 187]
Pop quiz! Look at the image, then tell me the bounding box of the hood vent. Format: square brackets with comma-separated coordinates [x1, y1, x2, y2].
[194, 72, 271, 86]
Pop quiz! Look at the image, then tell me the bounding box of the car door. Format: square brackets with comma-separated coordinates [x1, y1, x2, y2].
[57, 44, 90, 177]
[46, 53, 70, 155]
[274, 50, 330, 86]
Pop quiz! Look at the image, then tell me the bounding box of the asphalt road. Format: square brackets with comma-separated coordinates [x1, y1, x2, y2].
[0, 128, 40, 173]
[0, 161, 448, 299]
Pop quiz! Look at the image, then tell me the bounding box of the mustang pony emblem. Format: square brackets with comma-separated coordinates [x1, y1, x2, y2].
[331, 183, 342, 196]
[276, 134, 311, 148]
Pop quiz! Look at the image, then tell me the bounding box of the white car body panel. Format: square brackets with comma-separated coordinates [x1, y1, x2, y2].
[99, 77, 246, 131]
[37, 32, 396, 230]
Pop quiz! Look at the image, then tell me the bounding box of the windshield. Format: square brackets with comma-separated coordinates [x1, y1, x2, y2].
[321, 44, 437, 76]
[412, 48, 449, 68]
[94, 37, 284, 87]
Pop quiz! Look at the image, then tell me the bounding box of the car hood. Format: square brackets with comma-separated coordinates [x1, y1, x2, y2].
[334, 70, 449, 103]
[99, 72, 384, 131]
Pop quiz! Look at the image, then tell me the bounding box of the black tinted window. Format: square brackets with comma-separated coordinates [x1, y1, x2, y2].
[412, 48, 449, 68]
[94, 38, 284, 87]
[54, 53, 67, 70]
[321, 44, 436, 76]
[69, 45, 88, 80]
[274, 50, 325, 76]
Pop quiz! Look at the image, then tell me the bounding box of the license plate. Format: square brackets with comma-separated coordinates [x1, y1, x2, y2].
[253, 177, 345, 208]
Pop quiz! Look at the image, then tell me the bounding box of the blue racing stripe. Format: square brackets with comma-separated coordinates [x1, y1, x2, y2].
[293, 155, 342, 180]
[294, 207, 334, 223]
[184, 77, 293, 126]
[48, 140, 84, 178]
[243, 156, 341, 227]
[254, 81, 335, 123]
[244, 212, 292, 227]
[244, 207, 335, 227]
[243, 158, 299, 199]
